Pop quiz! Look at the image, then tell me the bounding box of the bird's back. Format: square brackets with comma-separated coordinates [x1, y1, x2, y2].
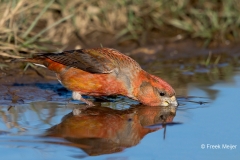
[35, 48, 142, 74]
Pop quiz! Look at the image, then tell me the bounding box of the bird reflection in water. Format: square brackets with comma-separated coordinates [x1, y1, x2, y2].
[45, 104, 178, 156]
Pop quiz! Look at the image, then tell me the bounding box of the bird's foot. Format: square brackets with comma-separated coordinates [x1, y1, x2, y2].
[79, 97, 95, 106]
[72, 91, 95, 106]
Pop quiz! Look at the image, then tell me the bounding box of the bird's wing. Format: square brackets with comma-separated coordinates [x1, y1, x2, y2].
[40, 48, 118, 73]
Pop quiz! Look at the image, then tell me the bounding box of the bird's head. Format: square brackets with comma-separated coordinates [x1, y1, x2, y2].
[137, 74, 178, 107]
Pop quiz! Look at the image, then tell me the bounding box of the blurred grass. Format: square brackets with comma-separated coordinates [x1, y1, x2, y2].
[0, 0, 240, 58]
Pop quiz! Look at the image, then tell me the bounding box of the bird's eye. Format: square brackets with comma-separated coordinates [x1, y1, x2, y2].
[160, 92, 165, 96]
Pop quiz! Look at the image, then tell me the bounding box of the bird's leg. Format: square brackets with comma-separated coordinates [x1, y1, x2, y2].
[72, 91, 95, 106]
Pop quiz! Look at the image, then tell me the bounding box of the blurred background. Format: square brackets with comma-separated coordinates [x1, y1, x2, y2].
[0, 0, 240, 58]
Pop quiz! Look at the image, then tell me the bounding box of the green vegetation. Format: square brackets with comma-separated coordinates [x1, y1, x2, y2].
[0, 0, 240, 58]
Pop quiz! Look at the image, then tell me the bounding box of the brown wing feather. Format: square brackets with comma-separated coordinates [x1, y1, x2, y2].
[40, 49, 115, 73]
[35, 48, 141, 74]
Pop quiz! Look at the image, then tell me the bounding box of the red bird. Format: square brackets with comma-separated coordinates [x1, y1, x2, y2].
[19, 48, 178, 107]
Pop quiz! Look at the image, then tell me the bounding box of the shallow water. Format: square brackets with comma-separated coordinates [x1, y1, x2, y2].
[0, 51, 240, 160]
